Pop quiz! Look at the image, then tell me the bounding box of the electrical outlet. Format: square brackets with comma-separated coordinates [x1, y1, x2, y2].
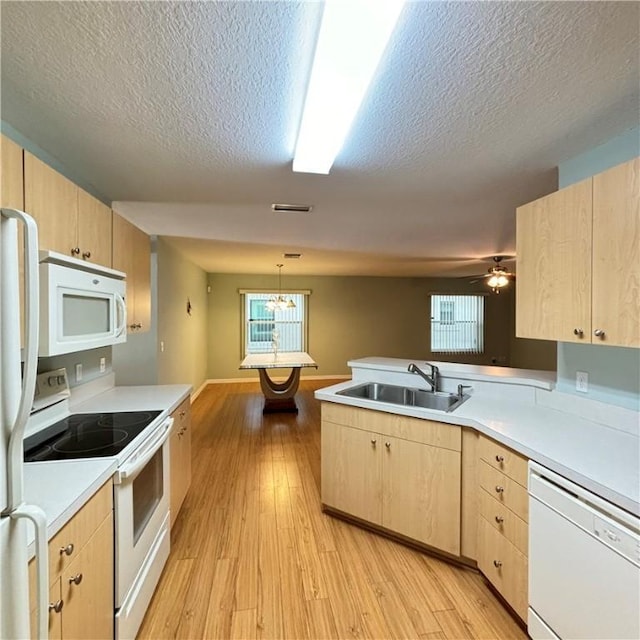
[99, 357, 106, 373]
[160, 341, 165, 353]
[576, 371, 589, 393]
[75, 363, 83, 382]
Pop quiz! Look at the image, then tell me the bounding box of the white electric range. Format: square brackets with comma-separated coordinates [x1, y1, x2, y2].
[24, 368, 173, 640]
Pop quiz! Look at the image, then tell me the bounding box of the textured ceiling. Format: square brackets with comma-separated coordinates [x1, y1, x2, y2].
[2, 1, 639, 276]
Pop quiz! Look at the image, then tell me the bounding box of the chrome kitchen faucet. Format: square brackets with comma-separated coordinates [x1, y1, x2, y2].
[407, 362, 439, 392]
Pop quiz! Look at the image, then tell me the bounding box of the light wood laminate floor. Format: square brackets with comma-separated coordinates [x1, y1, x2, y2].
[139, 381, 527, 640]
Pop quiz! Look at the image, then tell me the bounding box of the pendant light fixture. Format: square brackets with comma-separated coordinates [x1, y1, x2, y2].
[265, 264, 296, 311]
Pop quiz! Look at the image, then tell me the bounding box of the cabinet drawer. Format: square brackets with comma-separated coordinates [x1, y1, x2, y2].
[322, 402, 461, 451]
[478, 435, 528, 487]
[30, 581, 62, 640]
[478, 487, 528, 556]
[478, 461, 528, 522]
[46, 481, 112, 581]
[477, 516, 528, 621]
[172, 396, 191, 432]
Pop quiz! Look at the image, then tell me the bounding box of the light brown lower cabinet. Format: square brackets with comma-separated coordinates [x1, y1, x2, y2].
[29, 482, 114, 640]
[477, 516, 528, 621]
[321, 404, 461, 556]
[476, 434, 529, 621]
[170, 396, 192, 527]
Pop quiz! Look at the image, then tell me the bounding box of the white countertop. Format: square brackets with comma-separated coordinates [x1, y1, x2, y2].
[240, 351, 317, 369]
[71, 383, 191, 415]
[316, 376, 640, 517]
[24, 459, 117, 558]
[24, 383, 192, 557]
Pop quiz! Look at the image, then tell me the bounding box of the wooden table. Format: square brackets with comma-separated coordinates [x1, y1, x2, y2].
[239, 352, 318, 414]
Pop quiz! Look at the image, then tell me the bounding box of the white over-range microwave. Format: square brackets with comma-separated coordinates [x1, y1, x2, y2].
[39, 251, 127, 356]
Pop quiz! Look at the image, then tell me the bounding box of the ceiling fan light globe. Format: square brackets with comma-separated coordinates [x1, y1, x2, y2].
[496, 275, 509, 287]
[487, 275, 499, 288]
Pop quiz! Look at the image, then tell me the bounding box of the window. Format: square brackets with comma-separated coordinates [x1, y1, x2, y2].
[430, 294, 484, 354]
[243, 292, 306, 355]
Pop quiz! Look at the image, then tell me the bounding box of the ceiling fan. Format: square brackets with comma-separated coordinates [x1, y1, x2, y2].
[467, 256, 516, 293]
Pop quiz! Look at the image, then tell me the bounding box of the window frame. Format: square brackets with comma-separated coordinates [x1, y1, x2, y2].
[239, 289, 311, 357]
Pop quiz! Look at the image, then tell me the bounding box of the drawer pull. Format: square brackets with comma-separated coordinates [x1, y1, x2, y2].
[495, 454, 504, 463]
[495, 515, 504, 524]
[385, 442, 391, 449]
[493, 560, 503, 569]
[69, 573, 83, 585]
[49, 600, 64, 613]
[495, 485, 504, 494]
[60, 543, 74, 556]
[371, 438, 377, 446]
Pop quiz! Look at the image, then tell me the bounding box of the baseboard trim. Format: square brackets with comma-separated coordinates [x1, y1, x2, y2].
[191, 380, 209, 403]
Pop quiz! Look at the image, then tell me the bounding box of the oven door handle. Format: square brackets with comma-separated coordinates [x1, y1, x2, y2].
[115, 417, 173, 484]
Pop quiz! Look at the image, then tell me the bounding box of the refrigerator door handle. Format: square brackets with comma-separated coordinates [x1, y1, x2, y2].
[11, 503, 49, 640]
[1, 209, 39, 508]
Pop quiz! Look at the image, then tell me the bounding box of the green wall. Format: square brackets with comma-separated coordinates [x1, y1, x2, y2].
[157, 238, 209, 390]
[206, 272, 552, 380]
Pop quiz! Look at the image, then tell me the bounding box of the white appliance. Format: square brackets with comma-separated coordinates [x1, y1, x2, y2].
[1, 208, 49, 639]
[113, 418, 172, 639]
[38, 250, 126, 356]
[23, 370, 173, 640]
[528, 461, 640, 639]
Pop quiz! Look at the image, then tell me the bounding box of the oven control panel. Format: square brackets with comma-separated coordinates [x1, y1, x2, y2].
[32, 367, 71, 413]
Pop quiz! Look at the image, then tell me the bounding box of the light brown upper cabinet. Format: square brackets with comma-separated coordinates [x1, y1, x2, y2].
[516, 157, 639, 348]
[591, 158, 640, 347]
[1, 134, 24, 209]
[1, 135, 26, 347]
[24, 151, 112, 267]
[112, 212, 151, 333]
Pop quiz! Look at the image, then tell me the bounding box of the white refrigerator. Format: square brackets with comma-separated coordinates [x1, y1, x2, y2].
[0, 208, 48, 639]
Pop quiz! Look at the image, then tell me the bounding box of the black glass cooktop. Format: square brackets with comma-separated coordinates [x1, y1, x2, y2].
[24, 411, 162, 462]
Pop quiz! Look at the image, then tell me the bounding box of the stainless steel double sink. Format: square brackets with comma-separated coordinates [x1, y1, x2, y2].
[337, 382, 469, 413]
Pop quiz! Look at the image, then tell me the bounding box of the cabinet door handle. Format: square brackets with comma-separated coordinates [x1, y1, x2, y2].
[594, 329, 605, 338]
[370, 438, 377, 446]
[180, 411, 186, 417]
[495, 455, 504, 463]
[71, 247, 80, 255]
[385, 442, 391, 449]
[495, 485, 504, 494]
[49, 600, 64, 613]
[493, 560, 503, 568]
[82, 250, 91, 259]
[573, 328, 584, 337]
[60, 543, 74, 556]
[495, 515, 504, 524]
[69, 573, 83, 585]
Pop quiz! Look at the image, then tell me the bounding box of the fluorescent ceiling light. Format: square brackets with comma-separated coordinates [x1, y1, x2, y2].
[293, 0, 406, 175]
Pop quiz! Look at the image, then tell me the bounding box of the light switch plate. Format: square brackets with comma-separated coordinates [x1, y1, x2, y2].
[75, 363, 83, 382]
[576, 371, 588, 393]
[99, 357, 106, 373]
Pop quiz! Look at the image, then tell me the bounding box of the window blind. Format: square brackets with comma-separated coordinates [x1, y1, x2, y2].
[430, 294, 485, 354]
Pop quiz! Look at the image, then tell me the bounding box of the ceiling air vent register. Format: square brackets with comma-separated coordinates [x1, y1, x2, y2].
[271, 203, 313, 213]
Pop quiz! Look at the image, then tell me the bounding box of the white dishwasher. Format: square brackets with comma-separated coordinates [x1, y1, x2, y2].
[528, 461, 640, 640]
